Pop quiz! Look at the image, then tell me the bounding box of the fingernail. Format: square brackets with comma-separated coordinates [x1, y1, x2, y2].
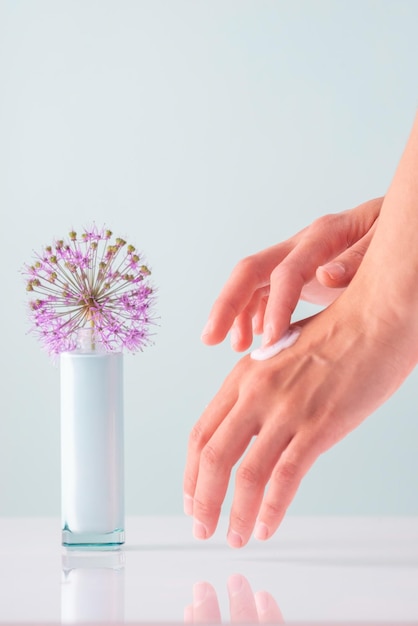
[231, 326, 240, 349]
[201, 320, 212, 340]
[193, 518, 208, 540]
[255, 591, 270, 613]
[193, 581, 208, 605]
[183, 604, 193, 623]
[320, 261, 345, 279]
[228, 573, 244, 595]
[262, 323, 273, 347]
[227, 528, 243, 549]
[254, 521, 269, 541]
[183, 494, 193, 516]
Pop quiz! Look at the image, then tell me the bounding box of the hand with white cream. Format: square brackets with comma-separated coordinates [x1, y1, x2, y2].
[185, 112, 418, 547]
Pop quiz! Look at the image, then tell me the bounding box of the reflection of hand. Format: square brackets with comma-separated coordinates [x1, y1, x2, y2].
[184, 574, 283, 624]
[201, 197, 382, 351]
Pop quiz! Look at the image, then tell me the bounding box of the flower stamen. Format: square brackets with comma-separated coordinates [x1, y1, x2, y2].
[23, 225, 157, 355]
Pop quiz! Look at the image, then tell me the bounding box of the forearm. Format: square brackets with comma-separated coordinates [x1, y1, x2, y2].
[371, 111, 418, 280]
[344, 111, 418, 366]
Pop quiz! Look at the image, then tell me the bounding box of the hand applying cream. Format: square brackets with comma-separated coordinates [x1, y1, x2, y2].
[250, 327, 301, 361]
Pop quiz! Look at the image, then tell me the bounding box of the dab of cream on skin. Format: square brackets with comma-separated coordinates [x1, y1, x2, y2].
[250, 327, 301, 361]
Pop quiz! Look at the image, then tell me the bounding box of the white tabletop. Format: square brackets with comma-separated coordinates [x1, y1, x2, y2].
[0, 516, 417, 624]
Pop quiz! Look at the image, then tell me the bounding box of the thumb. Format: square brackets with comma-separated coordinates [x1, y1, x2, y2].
[316, 224, 376, 288]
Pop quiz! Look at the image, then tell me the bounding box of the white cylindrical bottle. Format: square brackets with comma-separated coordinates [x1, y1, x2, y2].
[60, 329, 124, 548]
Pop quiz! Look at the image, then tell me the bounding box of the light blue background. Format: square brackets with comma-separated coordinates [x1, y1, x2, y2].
[1, 0, 417, 517]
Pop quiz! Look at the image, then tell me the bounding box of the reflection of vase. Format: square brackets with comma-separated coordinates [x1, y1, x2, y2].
[61, 551, 125, 623]
[60, 330, 125, 548]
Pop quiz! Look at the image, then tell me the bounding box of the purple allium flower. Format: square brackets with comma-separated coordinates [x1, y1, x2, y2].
[23, 226, 157, 355]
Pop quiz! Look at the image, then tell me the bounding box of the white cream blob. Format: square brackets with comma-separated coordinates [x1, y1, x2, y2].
[250, 327, 301, 361]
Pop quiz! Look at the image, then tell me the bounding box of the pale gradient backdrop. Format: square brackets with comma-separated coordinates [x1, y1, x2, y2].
[1, 0, 417, 517]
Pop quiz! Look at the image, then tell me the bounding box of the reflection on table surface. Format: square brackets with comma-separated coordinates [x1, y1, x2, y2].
[62, 551, 125, 623]
[1, 516, 417, 624]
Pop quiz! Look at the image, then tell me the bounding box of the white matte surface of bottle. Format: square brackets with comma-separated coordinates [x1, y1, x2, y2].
[60, 331, 124, 548]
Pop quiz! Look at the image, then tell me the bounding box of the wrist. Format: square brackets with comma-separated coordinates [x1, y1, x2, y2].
[339, 265, 418, 374]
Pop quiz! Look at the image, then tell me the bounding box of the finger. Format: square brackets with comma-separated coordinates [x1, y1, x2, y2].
[301, 277, 346, 305]
[228, 574, 259, 624]
[254, 432, 320, 541]
[201, 243, 294, 346]
[250, 326, 301, 361]
[192, 400, 261, 540]
[261, 244, 326, 346]
[189, 581, 222, 624]
[183, 382, 238, 514]
[252, 294, 268, 335]
[254, 591, 284, 624]
[184, 604, 194, 623]
[227, 420, 294, 548]
[231, 288, 269, 351]
[262, 201, 382, 346]
[317, 223, 377, 288]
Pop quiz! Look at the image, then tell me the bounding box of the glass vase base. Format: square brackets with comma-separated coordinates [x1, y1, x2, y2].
[62, 527, 125, 550]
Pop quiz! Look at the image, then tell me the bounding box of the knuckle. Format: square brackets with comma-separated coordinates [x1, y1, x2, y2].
[236, 254, 257, 274]
[309, 213, 337, 234]
[188, 422, 206, 450]
[230, 510, 252, 531]
[201, 443, 223, 471]
[183, 473, 196, 495]
[272, 459, 300, 486]
[193, 496, 221, 519]
[346, 245, 367, 262]
[236, 462, 262, 489]
[269, 250, 308, 290]
[236, 255, 264, 285]
[262, 498, 283, 519]
[216, 295, 240, 320]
